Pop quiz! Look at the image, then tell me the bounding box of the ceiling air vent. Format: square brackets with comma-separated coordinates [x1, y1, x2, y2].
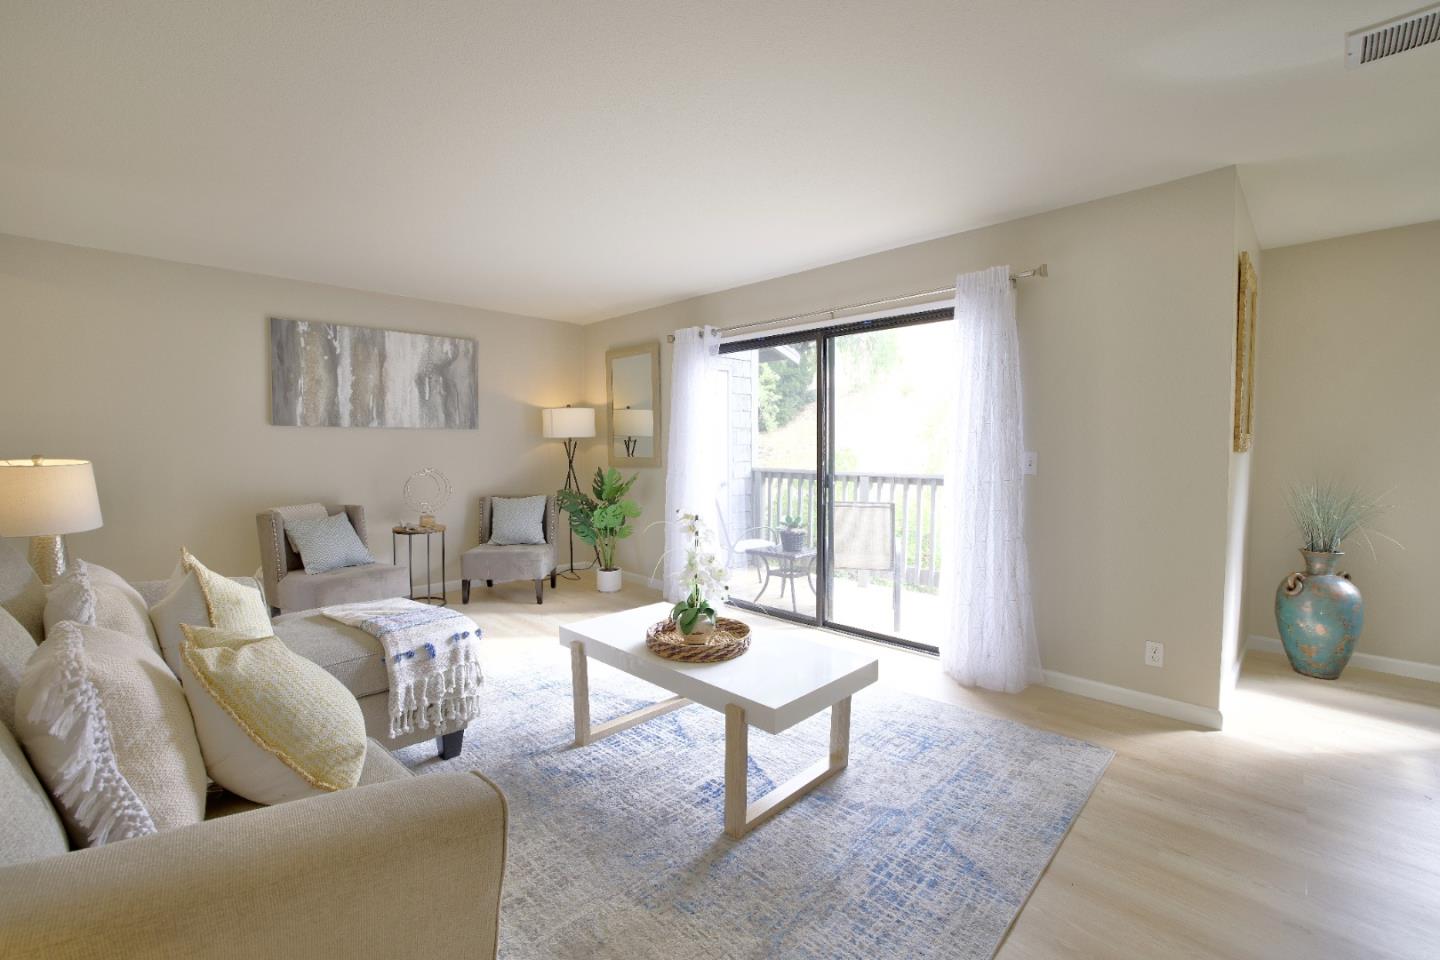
[1346, 4, 1440, 67]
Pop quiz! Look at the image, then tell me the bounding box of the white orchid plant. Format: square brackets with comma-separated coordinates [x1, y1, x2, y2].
[664, 511, 730, 635]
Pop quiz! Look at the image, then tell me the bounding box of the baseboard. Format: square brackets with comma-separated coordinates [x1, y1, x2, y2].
[621, 569, 663, 591]
[1042, 670, 1224, 730]
[602, 572, 1224, 727]
[1246, 635, 1440, 684]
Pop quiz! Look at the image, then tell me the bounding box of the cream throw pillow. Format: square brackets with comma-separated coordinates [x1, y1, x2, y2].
[150, 570, 212, 678]
[181, 548, 272, 637]
[178, 623, 365, 804]
[43, 560, 161, 653]
[42, 560, 97, 631]
[86, 562, 163, 653]
[15, 621, 208, 847]
[151, 549, 271, 679]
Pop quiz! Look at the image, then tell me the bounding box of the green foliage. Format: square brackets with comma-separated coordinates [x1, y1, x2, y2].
[780, 514, 804, 530]
[557, 468, 641, 571]
[835, 330, 898, 391]
[757, 347, 817, 432]
[1284, 479, 1392, 555]
[671, 587, 716, 635]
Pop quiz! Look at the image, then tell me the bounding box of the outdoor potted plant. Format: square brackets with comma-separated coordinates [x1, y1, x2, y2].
[669, 512, 730, 637]
[778, 514, 807, 553]
[1275, 480, 1392, 679]
[558, 467, 641, 593]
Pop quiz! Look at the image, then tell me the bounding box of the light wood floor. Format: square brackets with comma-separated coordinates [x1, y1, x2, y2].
[454, 573, 1440, 960]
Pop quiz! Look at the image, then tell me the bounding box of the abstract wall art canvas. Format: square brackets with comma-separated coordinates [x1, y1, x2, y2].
[269, 317, 478, 429]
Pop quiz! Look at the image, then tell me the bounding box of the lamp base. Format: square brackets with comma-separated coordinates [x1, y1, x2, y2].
[28, 535, 67, 585]
[557, 440, 583, 581]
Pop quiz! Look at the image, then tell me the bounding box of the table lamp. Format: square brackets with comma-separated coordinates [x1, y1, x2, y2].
[612, 407, 654, 457]
[0, 457, 104, 584]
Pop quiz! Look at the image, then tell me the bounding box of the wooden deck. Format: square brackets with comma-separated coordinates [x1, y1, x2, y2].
[727, 559, 945, 643]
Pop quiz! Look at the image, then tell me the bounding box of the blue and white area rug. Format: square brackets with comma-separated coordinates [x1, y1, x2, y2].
[397, 655, 1112, 960]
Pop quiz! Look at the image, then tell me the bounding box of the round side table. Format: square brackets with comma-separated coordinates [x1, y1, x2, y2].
[392, 525, 447, 606]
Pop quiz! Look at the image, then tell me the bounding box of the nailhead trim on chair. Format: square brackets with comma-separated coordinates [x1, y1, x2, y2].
[268, 513, 288, 583]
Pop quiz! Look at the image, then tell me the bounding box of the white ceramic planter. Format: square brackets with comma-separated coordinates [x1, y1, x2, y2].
[596, 568, 623, 593]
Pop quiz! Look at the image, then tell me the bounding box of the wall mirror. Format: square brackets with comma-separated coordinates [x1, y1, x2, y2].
[606, 342, 661, 468]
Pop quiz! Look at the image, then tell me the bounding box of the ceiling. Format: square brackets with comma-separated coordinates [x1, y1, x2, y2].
[2, 1, 1437, 323]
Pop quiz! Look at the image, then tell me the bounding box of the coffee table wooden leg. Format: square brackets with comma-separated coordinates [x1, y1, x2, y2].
[725, 696, 852, 840]
[725, 704, 749, 838]
[571, 641, 591, 746]
[571, 640, 689, 748]
[831, 695, 851, 769]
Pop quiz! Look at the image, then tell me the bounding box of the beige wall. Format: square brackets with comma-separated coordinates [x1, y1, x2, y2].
[1245, 220, 1440, 668]
[1221, 182, 1261, 710]
[0, 234, 583, 581]
[583, 168, 1247, 714]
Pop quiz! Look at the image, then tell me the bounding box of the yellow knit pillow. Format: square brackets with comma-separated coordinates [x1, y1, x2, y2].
[178, 623, 365, 804]
[180, 548, 271, 637]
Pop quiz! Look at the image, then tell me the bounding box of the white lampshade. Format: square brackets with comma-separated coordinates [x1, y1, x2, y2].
[612, 407, 654, 438]
[542, 406, 596, 440]
[0, 458, 104, 536]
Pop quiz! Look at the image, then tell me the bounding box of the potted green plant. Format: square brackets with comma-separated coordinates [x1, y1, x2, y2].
[669, 512, 730, 636]
[1275, 480, 1393, 679]
[778, 514, 807, 553]
[558, 468, 641, 593]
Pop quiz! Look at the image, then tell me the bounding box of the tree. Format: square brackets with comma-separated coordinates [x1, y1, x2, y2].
[757, 347, 816, 432]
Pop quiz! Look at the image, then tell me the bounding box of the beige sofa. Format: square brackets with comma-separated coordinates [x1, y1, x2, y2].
[129, 576, 471, 760]
[0, 543, 506, 958]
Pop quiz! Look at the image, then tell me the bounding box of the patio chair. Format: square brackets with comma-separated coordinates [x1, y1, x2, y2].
[833, 501, 904, 633]
[715, 489, 778, 582]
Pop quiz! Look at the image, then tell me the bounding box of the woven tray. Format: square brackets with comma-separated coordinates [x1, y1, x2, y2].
[645, 617, 751, 663]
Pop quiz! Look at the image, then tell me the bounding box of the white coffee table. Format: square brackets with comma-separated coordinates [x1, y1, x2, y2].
[559, 602, 879, 839]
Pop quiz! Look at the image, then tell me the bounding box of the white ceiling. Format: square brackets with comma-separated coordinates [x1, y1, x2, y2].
[2, 1, 1437, 323]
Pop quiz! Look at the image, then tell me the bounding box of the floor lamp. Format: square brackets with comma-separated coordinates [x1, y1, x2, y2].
[542, 406, 596, 581]
[0, 457, 104, 584]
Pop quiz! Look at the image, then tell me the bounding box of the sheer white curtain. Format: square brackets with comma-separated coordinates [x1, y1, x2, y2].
[940, 266, 1043, 693]
[663, 326, 723, 601]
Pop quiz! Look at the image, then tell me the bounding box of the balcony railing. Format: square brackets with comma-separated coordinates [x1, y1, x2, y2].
[749, 467, 944, 589]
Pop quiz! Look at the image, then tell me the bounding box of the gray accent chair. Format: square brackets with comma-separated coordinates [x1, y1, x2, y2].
[256, 503, 409, 615]
[461, 495, 559, 605]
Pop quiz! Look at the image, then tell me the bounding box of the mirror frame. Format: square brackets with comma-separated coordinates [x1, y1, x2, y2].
[605, 341, 662, 469]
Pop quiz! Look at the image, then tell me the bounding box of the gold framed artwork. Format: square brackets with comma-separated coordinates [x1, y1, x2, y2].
[1233, 251, 1258, 452]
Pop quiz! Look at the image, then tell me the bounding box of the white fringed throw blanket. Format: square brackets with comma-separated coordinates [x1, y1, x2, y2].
[321, 599, 483, 738]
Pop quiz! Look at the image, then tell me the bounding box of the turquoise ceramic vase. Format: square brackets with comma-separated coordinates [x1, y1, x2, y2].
[1274, 550, 1364, 680]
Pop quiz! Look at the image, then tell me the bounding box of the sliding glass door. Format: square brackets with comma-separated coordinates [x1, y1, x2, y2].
[718, 309, 952, 652]
[825, 319, 952, 646]
[715, 338, 821, 620]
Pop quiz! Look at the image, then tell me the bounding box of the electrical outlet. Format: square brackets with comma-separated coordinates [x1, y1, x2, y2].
[1023, 451, 1037, 476]
[1144, 641, 1164, 668]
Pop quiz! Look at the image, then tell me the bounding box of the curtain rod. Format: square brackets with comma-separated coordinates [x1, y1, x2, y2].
[665, 264, 1047, 342]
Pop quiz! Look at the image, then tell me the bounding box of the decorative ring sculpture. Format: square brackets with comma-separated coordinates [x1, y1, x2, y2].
[403, 467, 452, 526]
